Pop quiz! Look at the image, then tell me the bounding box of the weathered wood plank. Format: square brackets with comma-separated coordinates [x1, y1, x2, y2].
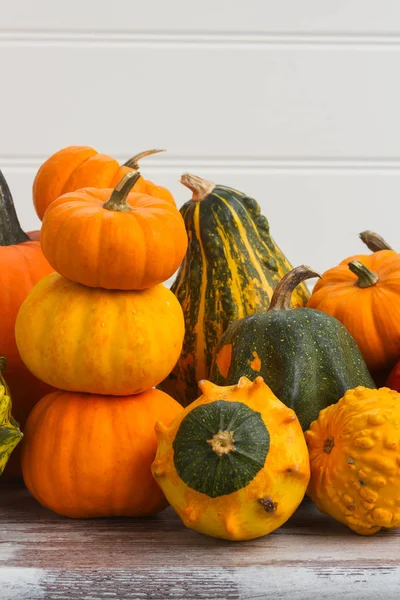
[1, 486, 400, 599]
[2, 565, 400, 600]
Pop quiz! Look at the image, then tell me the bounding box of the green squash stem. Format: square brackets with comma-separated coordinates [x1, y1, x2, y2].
[359, 230, 393, 252]
[103, 171, 141, 212]
[123, 148, 165, 170]
[181, 173, 216, 201]
[268, 265, 321, 311]
[348, 261, 379, 288]
[0, 170, 30, 246]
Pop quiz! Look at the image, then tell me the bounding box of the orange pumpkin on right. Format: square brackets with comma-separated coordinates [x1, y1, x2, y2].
[307, 249, 400, 372]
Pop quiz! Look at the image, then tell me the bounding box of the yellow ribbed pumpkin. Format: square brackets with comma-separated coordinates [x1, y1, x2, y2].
[15, 273, 184, 396]
[152, 376, 310, 541]
[306, 386, 400, 535]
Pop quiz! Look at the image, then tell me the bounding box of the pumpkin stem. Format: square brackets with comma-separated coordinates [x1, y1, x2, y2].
[359, 230, 393, 252]
[268, 265, 321, 311]
[207, 430, 236, 456]
[181, 173, 216, 201]
[0, 171, 30, 246]
[0, 357, 6, 373]
[103, 171, 141, 212]
[123, 149, 166, 169]
[348, 260, 379, 288]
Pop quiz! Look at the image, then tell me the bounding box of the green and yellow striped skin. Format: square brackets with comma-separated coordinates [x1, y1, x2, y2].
[159, 181, 309, 407]
[0, 358, 23, 476]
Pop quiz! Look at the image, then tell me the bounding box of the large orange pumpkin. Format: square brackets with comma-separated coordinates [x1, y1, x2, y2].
[0, 171, 54, 480]
[307, 250, 400, 372]
[40, 172, 188, 290]
[15, 272, 185, 395]
[33, 146, 175, 220]
[22, 388, 183, 518]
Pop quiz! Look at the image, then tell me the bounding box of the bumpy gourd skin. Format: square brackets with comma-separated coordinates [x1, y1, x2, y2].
[211, 308, 375, 431]
[0, 361, 23, 475]
[306, 386, 400, 535]
[152, 377, 310, 541]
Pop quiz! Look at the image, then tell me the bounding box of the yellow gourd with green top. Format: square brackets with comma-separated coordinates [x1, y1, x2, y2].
[152, 376, 310, 541]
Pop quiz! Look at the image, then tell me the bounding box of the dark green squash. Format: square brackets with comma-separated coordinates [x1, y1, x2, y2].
[210, 266, 376, 430]
[173, 399, 270, 498]
[159, 173, 309, 407]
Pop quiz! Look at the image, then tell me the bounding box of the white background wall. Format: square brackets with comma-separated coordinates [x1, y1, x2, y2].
[2, 1, 400, 277]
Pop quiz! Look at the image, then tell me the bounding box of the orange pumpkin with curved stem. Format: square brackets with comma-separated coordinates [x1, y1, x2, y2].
[307, 250, 400, 372]
[22, 388, 183, 518]
[33, 146, 175, 219]
[40, 171, 188, 290]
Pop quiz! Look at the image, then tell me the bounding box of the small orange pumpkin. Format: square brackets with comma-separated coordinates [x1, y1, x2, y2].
[33, 146, 175, 219]
[15, 272, 185, 396]
[307, 250, 400, 372]
[22, 388, 183, 518]
[40, 172, 188, 290]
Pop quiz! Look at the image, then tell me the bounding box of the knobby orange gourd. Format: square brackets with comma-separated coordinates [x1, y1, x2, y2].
[33, 146, 175, 219]
[0, 171, 53, 480]
[22, 388, 183, 518]
[15, 273, 185, 396]
[152, 377, 310, 541]
[306, 386, 400, 535]
[40, 171, 188, 290]
[307, 250, 400, 372]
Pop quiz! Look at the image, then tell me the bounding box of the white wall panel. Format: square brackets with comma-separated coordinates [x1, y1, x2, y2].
[2, 1, 400, 35]
[0, 45, 399, 159]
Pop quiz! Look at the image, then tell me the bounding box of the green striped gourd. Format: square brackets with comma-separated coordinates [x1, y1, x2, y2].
[159, 173, 309, 406]
[0, 358, 23, 476]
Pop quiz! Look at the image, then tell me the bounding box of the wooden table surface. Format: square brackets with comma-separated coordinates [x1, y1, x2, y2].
[1, 484, 399, 600]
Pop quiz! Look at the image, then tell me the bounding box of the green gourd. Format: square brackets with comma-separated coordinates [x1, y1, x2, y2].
[0, 358, 23, 476]
[210, 266, 375, 430]
[159, 173, 309, 407]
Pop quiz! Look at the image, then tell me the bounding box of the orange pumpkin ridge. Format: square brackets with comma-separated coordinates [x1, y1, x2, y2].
[22, 388, 183, 518]
[33, 146, 175, 220]
[40, 171, 188, 291]
[307, 249, 400, 372]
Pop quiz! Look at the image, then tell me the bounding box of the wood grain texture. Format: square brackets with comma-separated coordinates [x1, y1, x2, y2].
[1, 485, 399, 599]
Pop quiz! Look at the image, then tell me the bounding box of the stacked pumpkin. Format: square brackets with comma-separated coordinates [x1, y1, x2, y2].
[0, 170, 54, 480]
[5, 145, 400, 541]
[16, 166, 189, 518]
